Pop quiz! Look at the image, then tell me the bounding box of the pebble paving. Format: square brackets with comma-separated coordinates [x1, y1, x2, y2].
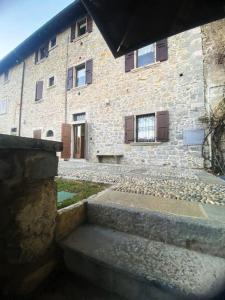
[59, 161, 225, 206]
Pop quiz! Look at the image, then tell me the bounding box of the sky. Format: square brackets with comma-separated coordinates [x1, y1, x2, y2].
[0, 0, 75, 60]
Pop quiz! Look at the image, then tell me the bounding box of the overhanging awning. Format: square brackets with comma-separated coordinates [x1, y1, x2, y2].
[82, 0, 225, 57]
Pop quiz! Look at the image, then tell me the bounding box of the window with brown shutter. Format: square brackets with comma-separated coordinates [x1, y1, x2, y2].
[86, 59, 93, 84]
[61, 123, 71, 159]
[125, 52, 134, 72]
[67, 67, 73, 90]
[71, 23, 76, 42]
[87, 15, 93, 32]
[125, 116, 134, 143]
[156, 39, 168, 62]
[35, 81, 43, 101]
[156, 111, 169, 142]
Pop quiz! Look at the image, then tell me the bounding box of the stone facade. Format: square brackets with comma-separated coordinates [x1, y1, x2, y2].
[1, 12, 218, 169]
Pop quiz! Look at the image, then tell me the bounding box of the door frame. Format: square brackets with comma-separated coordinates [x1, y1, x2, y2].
[73, 122, 86, 159]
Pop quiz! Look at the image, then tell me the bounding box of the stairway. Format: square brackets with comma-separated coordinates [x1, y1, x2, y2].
[60, 193, 225, 300]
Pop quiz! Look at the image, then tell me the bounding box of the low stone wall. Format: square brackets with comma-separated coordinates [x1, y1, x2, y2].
[0, 134, 62, 296]
[56, 201, 87, 241]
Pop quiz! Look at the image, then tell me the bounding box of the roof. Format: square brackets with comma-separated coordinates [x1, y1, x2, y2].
[0, 0, 86, 74]
[81, 0, 225, 57]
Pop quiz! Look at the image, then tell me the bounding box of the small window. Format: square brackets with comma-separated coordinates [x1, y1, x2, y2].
[4, 70, 9, 82]
[50, 36, 56, 48]
[0, 100, 7, 115]
[73, 112, 86, 122]
[35, 81, 43, 101]
[77, 17, 87, 37]
[40, 47, 46, 60]
[49, 76, 55, 87]
[11, 127, 17, 135]
[46, 130, 54, 137]
[76, 64, 86, 87]
[137, 44, 155, 68]
[136, 114, 155, 142]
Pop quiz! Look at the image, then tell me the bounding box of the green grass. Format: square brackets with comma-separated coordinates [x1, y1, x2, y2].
[56, 178, 107, 209]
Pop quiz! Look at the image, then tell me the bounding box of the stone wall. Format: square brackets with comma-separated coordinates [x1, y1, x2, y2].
[0, 18, 208, 168]
[201, 19, 225, 168]
[0, 134, 62, 295]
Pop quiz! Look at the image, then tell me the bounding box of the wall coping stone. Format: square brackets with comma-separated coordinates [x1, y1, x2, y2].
[0, 134, 63, 152]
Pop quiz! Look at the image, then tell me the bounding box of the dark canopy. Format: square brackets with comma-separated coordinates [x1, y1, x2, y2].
[82, 0, 225, 57]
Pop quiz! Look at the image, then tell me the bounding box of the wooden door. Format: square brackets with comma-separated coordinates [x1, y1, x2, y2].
[74, 124, 85, 158]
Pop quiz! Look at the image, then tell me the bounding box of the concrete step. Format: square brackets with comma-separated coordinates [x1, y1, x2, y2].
[61, 225, 225, 300]
[87, 191, 225, 258]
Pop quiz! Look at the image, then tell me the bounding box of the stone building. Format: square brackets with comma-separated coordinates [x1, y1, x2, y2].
[1, 1, 223, 169]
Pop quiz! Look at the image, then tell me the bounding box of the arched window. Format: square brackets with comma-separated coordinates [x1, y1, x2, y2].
[46, 130, 54, 137]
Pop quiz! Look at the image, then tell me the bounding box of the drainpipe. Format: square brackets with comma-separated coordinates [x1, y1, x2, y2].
[18, 61, 25, 136]
[64, 35, 70, 123]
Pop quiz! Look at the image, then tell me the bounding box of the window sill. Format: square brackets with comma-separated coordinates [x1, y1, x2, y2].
[49, 44, 58, 52]
[47, 84, 56, 90]
[3, 80, 9, 85]
[0, 113, 7, 116]
[35, 58, 47, 65]
[131, 61, 160, 73]
[72, 32, 89, 43]
[130, 142, 162, 146]
[34, 99, 44, 104]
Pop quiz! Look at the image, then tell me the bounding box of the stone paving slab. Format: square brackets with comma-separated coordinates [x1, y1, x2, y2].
[93, 190, 207, 219]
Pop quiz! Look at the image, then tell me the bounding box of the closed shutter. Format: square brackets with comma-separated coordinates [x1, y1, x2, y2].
[87, 15, 93, 32]
[86, 59, 93, 84]
[35, 81, 43, 101]
[71, 23, 76, 42]
[33, 129, 41, 139]
[61, 123, 71, 159]
[35, 51, 39, 64]
[125, 52, 134, 72]
[156, 39, 168, 62]
[125, 116, 134, 143]
[67, 67, 73, 90]
[156, 111, 169, 142]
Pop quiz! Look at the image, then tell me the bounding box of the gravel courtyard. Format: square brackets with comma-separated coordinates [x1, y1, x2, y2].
[58, 160, 225, 206]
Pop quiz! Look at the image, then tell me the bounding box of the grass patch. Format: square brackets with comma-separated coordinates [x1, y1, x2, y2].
[56, 178, 107, 209]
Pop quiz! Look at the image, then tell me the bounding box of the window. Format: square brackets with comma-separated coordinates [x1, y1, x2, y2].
[77, 17, 87, 37]
[40, 46, 46, 60]
[35, 44, 48, 63]
[136, 114, 155, 142]
[0, 100, 7, 115]
[73, 112, 86, 122]
[49, 76, 55, 87]
[137, 44, 155, 68]
[50, 36, 56, 48]
[11, 128, 17, 135]
[46, 130, 54, 137]
[4, 70, 9, 82]
[76, 64, 86, 87]
[35, 81, 43, 101]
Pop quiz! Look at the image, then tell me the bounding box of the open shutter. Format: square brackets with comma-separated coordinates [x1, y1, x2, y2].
[61, 123, 71, 159]
[125, 52, 134, 72]
[35, 51, 39, 64]
[125, 116, 134, 144]
[156, 39, 168, 62]
[156, 111, 169, 142]
[35, 81, 43, 101]
[86, 59, 93, 84]
[67, 67, 73, 90]
[33, 129, 41, 139]
[71, 23, 76, 42]
[87, 15, 93, 32]
[44, 42, 49, 58]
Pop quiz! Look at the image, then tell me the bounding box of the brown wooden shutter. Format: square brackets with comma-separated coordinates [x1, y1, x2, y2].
[61, 123, 71, 159]
[71, 23, 76, 42]
[67, 67, 73, 90]
[86, 59, 93, 84]
[35, 81, 43, 101]
[33, 129, 41, 139]
[156, 39, 168, 62]
[156, 111, 169, 142]
[125, 52, 134, 72]
[87, 15, 93, 32]
[125, 116, 134, 143]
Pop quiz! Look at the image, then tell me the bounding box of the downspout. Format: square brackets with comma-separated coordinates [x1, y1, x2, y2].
[18, 61, 25, 136]
[64, 35, 70, 123]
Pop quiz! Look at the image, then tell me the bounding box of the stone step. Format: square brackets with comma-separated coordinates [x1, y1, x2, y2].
[61, 225, 225, 300]
[87, 192, 225, 258]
